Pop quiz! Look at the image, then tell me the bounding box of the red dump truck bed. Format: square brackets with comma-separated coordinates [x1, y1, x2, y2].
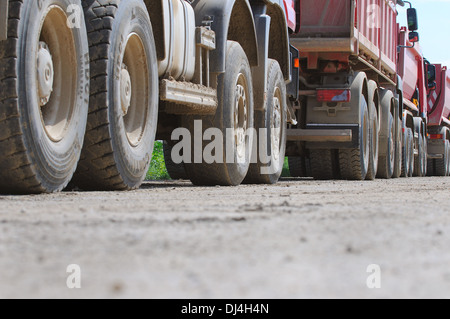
[291, 0, 398, 81]
[428, 65, 450, 127]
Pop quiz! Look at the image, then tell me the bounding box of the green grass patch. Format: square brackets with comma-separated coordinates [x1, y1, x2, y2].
[147, 141, 291, 180]
[281, 156, 291, 178]
[146, 141, 170, 181]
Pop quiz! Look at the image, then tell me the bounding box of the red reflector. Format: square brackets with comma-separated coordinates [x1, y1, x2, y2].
[294, 58, 300, 69]
[317, 89, 351, 102]
[429, 134, 443, 140]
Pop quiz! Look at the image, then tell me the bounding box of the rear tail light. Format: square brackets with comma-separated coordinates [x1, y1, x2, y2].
[429, 134, 443, 140]
[317, 89, 351, 103]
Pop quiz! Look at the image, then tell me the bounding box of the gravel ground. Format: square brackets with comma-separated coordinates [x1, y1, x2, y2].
[1, 177, 450, 298]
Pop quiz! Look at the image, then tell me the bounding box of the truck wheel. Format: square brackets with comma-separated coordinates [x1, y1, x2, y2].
[447, 141, 450, 176]
[244, 59, 286, 184]
[366, 83, 379, 180]
[310, 149, 338, 180]
[288, 156, 310, 177]
[413, 129, 425, 177]
[435, 140, 449, 176]
[377, 113, 395, 179]
[184, 41, 254, 186]
[163, 141, 188, 180]
[392, 116, 403, 179]
[0, 0, 89, 194]
[72, 0, 158, 190]
[422, 132, 428, 176]
[427, 159, 435, 176]
[401, 128, 413, 177]
[339, 96, 370, 180]
[407, 129, 414, 177]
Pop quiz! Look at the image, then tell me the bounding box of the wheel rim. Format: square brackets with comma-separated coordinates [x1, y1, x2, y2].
[406, 134, 411, 175]
[234, 73, 249, 163]
[271, 87, 282, 163]
[447, 145, 450, 176]
[446, 142, 450, 176]
[121, 33, 149, 147]
[423, 135, 428, 176]
[389, 120, 395, 170]
[409, 132, 414, 176]
[37, 6, 77, 142]
[363, 103, 370, 167]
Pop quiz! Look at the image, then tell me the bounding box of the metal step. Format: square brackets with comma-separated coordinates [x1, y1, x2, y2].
[160, 79, 217, 115]
[287, 128, 353, 142]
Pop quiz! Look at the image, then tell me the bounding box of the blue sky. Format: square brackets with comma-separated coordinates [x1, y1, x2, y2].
[397, 0, 450, 67]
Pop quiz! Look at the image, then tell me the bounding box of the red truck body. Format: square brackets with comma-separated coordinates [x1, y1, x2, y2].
[428, 65, 450, 127]
[397, 27, 427, 117]
[286, 0, 450, 179]
[293, 0, 398, 81]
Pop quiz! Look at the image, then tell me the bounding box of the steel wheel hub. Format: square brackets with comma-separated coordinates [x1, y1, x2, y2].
[235, 79, 248, 161]
[272, 95, 281, 162]
[120, 65, 132, 116]
[37, 42, 54, 107]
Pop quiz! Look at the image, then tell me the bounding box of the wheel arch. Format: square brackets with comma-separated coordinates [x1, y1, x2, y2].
[192, 0, 258, 74]
[266, 2, 291, 80]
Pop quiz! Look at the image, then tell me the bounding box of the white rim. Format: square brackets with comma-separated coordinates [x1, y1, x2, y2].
[37, 6, 77, 142]
[234, 73, 249, 163]
[121, 32, 149, 147]
[271, 87, 282, 163]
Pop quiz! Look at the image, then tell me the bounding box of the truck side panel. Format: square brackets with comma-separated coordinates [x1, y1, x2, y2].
[291, 0, 397, 79]
[397, 30, 421, 101]
[356, 0, 397, 76]
[299, 0, 351, 38]
[428, 66, 450, 126]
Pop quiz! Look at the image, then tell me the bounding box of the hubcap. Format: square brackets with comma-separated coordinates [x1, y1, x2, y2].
[234, 74, 248, 162]
[36, 6, 77, 142]
[363, 104, 370, 167]
[271, 88, 282, 162]
[37, 42, 54, 107]
[120, 65, 132, 116]
[121, 33, 150, 147]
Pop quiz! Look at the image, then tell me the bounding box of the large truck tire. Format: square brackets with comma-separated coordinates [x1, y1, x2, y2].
[435, 140, 449, 176]
[72, 0, 158, 190]
[422, 131, 428, 176]
[339, 95, 370, 180]
[310, 149, 338, 180]
[0, 0, 89, 194]
[407, 128, 414, 177]
[366, 81, 379, 181]
[377, 113, 395, 179]
[245, 59, 287, 184]
[401, 128, 414, 177]
[447, 141, 450, 176]
[163, 141, 188, 180]
[393, 116, 403, 179]
[413, 125, 425, 177]
[184, 41, 254, 186]
[288, 156, 310, 178]
[427, 158, 434, 177]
